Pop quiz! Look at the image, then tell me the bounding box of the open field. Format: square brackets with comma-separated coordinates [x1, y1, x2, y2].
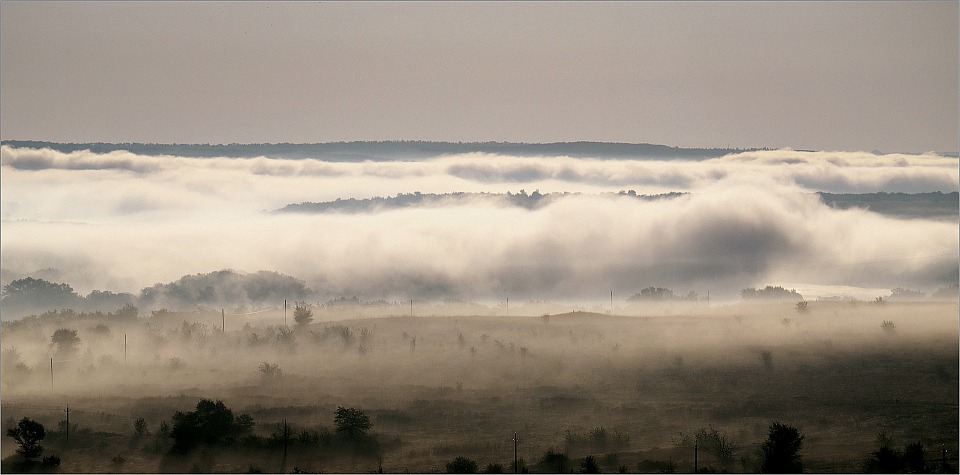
[2, 300, 957, 473]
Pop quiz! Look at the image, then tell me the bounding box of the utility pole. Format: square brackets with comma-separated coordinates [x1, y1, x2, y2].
[513, 432, 519, 473]
[64, 404, 70, 444]
[694, 440, 699, 474]
[50, 358, 54, 391]
[124, 334, 127, 365]
[284, 300, 287, 327]
[506, 297, 509, 316]
[410, 299, 413, 317]
[222, 309, 225, 333]
[281, 418, 290, 473]
[610, 290, 614, 314]
[942, 445, 948, 473]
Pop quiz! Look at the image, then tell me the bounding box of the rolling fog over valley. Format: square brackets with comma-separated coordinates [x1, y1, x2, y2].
[2, 1, 957, 472]
[2, 144, 957, 306]
[1, 142, 957, 472]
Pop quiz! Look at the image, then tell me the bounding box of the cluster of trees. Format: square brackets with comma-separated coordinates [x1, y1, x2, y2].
[280, 190, 686, 214]
[138, 270, 311, 310]
[740, 286, 804, 301]
[627, 287, 700, 302]
[0, 277, 135, 320]
[8, 408, 953, 474]
[441, 423, 803, 474]
[1, 270, 314, 319]
[862, 432, 939, 473]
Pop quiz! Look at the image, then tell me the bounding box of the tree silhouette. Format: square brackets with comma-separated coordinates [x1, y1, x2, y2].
[169, 399, 252, 452]
[580, 455, 600, 473]
[293, 301, 313, 327]
[7, 417, 45, 461]
[760, 422, 804, 473]
[51, 328, 80, 356]
[446, 456, 479, 473]
[541, 449, 570, 473]
[334, 406, 371, 440]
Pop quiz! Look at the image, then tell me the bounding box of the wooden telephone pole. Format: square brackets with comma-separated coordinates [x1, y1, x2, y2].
[513, 432, 519, 473]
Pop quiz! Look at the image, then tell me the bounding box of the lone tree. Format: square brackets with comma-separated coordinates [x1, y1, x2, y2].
[334, 406, 371, 440]
[293, 301, 314, 327]
[580, 455, 600, 474]
[760, 422, 804, 473]
[51, 328, 80, 356]
[169, 399, 254, 452]
[446, 456, 479, 474]
[7, 417, 45, 461]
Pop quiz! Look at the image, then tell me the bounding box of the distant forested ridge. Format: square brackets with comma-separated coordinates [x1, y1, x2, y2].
[278, 191, 958, 218]
[817, 192, 959, 220]
[277, 190, 686, 214]
[0, 140, 752, 161]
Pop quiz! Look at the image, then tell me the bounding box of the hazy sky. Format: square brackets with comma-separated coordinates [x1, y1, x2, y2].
[1, 1, 957, 152]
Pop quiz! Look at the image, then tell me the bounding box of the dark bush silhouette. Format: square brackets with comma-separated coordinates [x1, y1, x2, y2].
[580, 455, 600, 473]
[334, 406, 371, 440]
[51, 328, 80, 356]
[41, 455, 61, 467]
[134, 417, 148, 435]
[6, 417, 46, 461]
[760, 422, 804, 473]
[169, 399, 253, 452]
[446, 456, 479, 473]
[541, 448, 570, 473]
[864, 445, 904, 473]
[740, 286, 803, 301]
[293, 301, 314, 327]
[483, 463, 504, 473]
[863, 436, 927, 473]
[628, 287, 675, 301]
[696, 426, 738, 468]
[903, 442, 926, 473]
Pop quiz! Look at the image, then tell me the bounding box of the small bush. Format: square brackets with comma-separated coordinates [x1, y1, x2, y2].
[446, 456, 479, 473]
[580, 455, 600, 473]
[483, 463, 504, 473]
[41, 455, 61, 467]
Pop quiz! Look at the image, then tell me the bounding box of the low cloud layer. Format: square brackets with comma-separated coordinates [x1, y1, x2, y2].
[1, 146, 957, 306]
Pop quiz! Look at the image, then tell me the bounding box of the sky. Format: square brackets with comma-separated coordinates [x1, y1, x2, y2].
[1, 1, 957, 153]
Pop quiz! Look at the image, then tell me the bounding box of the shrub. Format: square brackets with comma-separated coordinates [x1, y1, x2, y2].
[293, 301, 314, 327]
[483, 463, 504, 473]
[6, 417, 45, 460]
[169, 399, 254, 452]
[258, 362, 282, 379]
[446, 456, 479, 473]
[760, 422, 803, 473]
[134, 417, 148, 435]
[41, 455, 61, 467]
[580, 455, 600, 473]
[541, 449, 570, 473]
[334, 406, 371, 440]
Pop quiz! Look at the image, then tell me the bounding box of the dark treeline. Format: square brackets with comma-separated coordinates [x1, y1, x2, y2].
[0, 271, 312, 320]
[817, 191, 959, 220]
[278, 190, 685, 214]
[0, 140, 752, 161]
